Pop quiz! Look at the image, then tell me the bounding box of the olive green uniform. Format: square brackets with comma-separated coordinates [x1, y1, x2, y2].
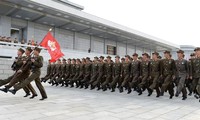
[148, 59, 161, 96]
[89, 63, 98, 87]
[56, 63, 66, 84]
[102, 62, 113, 90]
[14, 56, 47, 99]
[129, 60, 140, 91]
[92, 62, 104, 88]
[109, 62, 122, 91]
[190, 57, 200, 97]
[160, 58, 176, 98]
[120, 62, 131, 92]
[81, 63, 91, 88]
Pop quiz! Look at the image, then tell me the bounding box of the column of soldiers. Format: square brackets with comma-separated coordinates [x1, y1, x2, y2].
[40, 47, 200, 102]
[0, 47, 47, 100]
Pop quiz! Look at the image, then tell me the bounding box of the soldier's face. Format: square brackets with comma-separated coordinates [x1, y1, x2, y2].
[196, 50, 200, 55]
[164, 53, 169, 58]
[177, 53, 183, 58]
[25, 50, 30, 56]
[142, 55, 147, 60]
[132, 56, 137, 60]
[33, 50, 39, 56]
[115, 58, 119, 62]
[17, 50, 22, 56]
[125, 57, 129, 61]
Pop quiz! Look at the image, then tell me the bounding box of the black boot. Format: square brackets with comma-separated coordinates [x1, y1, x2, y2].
[8, 89, 17, 95]
[147, 89, 153, 96]
[0, 87, 9, 93]
[127, 88, 132, 94]
[24, 93, 31, 97]
[30, 94, 38, 99]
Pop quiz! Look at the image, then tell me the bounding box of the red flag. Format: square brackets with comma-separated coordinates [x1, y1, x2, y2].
[40, 32, 64, 62]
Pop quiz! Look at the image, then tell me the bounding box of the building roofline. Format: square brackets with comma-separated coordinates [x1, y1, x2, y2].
[30, 0, 179, 49]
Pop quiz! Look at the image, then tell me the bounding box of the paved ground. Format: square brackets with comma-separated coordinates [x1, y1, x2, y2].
[0, 83, 200, 120]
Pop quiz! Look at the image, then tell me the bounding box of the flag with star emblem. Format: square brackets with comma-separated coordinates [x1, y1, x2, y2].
[40, 31, 64, 62]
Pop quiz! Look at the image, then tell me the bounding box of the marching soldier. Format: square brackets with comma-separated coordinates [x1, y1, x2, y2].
[148, 52, 161, 97]
[9, 47, 48, 100]
[190, 47, 200, 102]
[50, 59, 62, 86]
[89, 57, 99, 89]
[160, 51, 176, 99]
[80, 57, 92, 88]
[0, 48, 37, 98]
[56, 59, 67, 85]
[102, 56, 113, 91]
[137, 53, 150, 95]
[128, 53, 140, 94]
[174, 50, 188, 100]
[187, 53, 195, 96]
[109, 55, 122, 92]
[63, 58, 71, 87]
[119, 55, 131, 93]
[65, 59, 76, 87]
[70, 59, 82, 88]
[92, 56, 105, 90]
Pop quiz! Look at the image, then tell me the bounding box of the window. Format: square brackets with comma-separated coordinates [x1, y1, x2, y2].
[107, 45, 116, 55]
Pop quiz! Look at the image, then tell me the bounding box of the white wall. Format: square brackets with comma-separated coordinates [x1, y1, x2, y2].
[91, 36, 104, 54]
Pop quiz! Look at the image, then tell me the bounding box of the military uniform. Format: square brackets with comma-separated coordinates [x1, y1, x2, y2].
[102, 59, 113, 91]
[81, 62, 91, 88]
[64, 61, 71, 86]
[66, 61, 76, 86]
[70, 62, 81, 87]
[190, 56, 200, 98]
[160, 54, 176, 98]
[148, 59, 161, 97]
[110, 61, 122, 92]
[56, 61, 66, 85]
[129, 59, 140, 93]
[120, 61, 131, 92]
[89, 62, 99, 88]
[175, 58, 188, 99]
[138, 59, 150, 95]
[12, 50, 47, 100]
[92, 62, 105, 89]
[50, 61, 62, 85]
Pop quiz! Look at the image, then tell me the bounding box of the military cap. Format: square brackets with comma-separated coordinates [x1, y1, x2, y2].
[26, 47, 33, 53]
[86, 57, 90, 60]
[152, 52, 159, 56]
[121, 58, 125, 61]
[72, 58, 76, 61]
[18, 48, 25, 54]
[62, 58, 66, 61]
[106, 55, 111, 59]
[34, 47, 42, 53]
[177, 49, 184, 54]
[132, 53, 138, 57]
[57, 59, 61, 61]
[76, 59, 81, 62]
[99, 56, 104, 59]
[125, 55, 130, 58]
[94, 56, 98, 59]
[48, 59, 51, 61]
[164, 50, 170, 54]
[115, 55, 120, 58]
[194, 47, 200, 51]
[190, 53, 195, 56]
[142, 53, 149, 56]
[68, 58, 71, 61]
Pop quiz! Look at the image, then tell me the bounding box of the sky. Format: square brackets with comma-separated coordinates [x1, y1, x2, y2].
[71, 0, 200, 47]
